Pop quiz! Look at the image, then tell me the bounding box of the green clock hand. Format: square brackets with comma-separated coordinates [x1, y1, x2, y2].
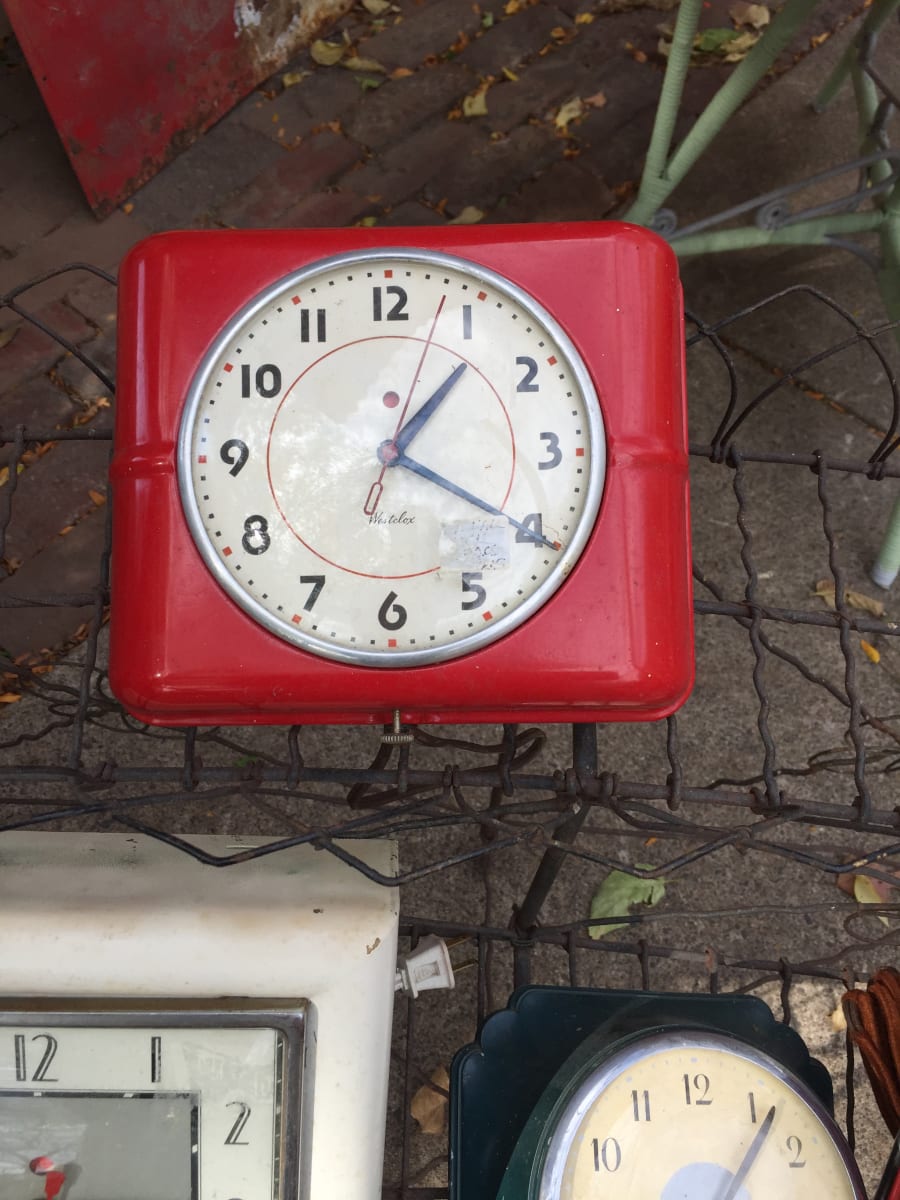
[383, 447, 560, 551]
[719, 1105, 776, 1200]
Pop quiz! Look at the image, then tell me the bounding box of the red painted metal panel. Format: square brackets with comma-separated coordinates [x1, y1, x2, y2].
[4, 0, 351, 216]
[109, 222, 693, 725]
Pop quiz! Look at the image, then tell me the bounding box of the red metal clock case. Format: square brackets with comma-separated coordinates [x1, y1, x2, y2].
[109, 223, 692, 726]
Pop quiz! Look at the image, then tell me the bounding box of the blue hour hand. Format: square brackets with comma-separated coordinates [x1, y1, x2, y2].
[394, 362, 467, 453]
[382, 448, 560, 552]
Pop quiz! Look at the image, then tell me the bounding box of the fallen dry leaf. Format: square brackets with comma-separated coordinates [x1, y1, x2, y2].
[88, 489, 106, 506]
[831, 1001, 847, 1032]
[722, 29, 761, 61]
[462, 86, 490, 117]
[813, 580, 886, 618]
[583, 90, 607, 109]
[411, 1065, 449, 1134]
[729, 2, 770, 29]
[363, 0, 393, 12]
[310, 39, 345, 66]
[282, 70, 309, 87]
[0, 693, 23, 704]
[575, 12, 595, 23]
[501, 66, 519, 81]
[448, 205, 485, 225]
[554, 97, 585, 131]
[810, 30, 831, 48]
[343, 54, 386, 73]
[861, 639, 881, 664]
[391, 66, 414, 78]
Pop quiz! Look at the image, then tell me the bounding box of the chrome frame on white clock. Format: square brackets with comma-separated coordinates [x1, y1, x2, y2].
[176, 247, 606, 668]
[0, 998, 313, 1199]
[0, 833, 399, 1200]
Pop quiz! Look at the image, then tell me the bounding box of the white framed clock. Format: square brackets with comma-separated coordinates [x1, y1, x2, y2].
[0, 832, 399, 1200]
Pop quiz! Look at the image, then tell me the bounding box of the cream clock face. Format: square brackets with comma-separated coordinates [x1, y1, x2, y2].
[0, 1002, 312, 1200]
[178, 248, 606, 667]
[542, 1032, 864, 1200]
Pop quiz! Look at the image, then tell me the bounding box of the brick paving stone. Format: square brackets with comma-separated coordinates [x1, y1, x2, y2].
[379, 200, 446, 226]
[356, 0, 485, 69]
[481, 53, 600, 134]
[422, 122, 564, 215]
[53, 333, 116, 407]
[231, 87, 318, 148]
[0, 210, 152, 325]
[0, 376, 79, 436]
[216, 129, 365, 227]
[0, 60, 48, 129]
[279, 65, 367, 129]
[63, 273, 118, 330]
[268, 188, 374, 229]
[0, 302, 95, 395]
[341, 64, 474, 150]
[0, 122, 86, 252]
[457, 7, 575, 76]
[129, 120, 286, 232]
[494, 159, 616, 222]
[0, 504, 107, 659]
[3, 439, 110, 566]
[341, 120, 475, 213]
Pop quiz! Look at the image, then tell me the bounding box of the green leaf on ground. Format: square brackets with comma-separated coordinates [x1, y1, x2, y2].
[695, 27, 742, 53]
[588, 864, 666, 939]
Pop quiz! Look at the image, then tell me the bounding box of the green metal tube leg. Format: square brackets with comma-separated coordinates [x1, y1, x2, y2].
[872, 495, 900, 588]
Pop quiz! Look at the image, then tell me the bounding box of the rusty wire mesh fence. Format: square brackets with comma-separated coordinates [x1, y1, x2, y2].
[2, 263, 900, 1193]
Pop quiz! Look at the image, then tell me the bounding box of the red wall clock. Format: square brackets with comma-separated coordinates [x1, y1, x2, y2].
[109, 223, 693, 726]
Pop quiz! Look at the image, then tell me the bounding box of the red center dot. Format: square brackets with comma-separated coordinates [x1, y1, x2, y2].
[383, 391, 400, 408]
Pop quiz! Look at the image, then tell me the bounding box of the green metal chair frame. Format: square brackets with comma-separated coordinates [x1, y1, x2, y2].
[624, 0, 900, 585]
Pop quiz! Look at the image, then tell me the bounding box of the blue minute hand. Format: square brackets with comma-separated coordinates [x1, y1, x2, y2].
[394, 362, 467, 453]
[389, 451, 559, 551]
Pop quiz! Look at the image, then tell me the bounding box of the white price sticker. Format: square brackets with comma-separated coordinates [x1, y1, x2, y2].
[440, 519, 511, 571]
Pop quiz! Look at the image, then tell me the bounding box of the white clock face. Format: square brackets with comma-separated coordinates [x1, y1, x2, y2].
[178, 248, 606, 666]
[0, 1003, 311, 1200]
[542, 1033, 864, 1200]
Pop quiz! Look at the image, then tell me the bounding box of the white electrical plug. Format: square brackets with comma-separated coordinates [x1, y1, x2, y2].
[395, 934, 455, 997]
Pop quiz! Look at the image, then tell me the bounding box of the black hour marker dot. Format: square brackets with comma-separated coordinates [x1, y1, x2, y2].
[276, 306, 283, 312]
[262, 319, 268, 325]
[248, 332, 255, 339]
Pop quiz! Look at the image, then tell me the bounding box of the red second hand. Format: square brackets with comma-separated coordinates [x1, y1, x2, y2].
[363, 294, 446, 515]
[29, 1156, 66, 1200]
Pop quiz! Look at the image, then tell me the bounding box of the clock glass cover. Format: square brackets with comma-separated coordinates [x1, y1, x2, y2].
[178, 248, 605, 667]
[539, 1030, 865, 1200]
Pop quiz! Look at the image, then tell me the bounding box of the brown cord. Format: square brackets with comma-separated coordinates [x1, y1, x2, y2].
[843, 968, 900, 1136]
